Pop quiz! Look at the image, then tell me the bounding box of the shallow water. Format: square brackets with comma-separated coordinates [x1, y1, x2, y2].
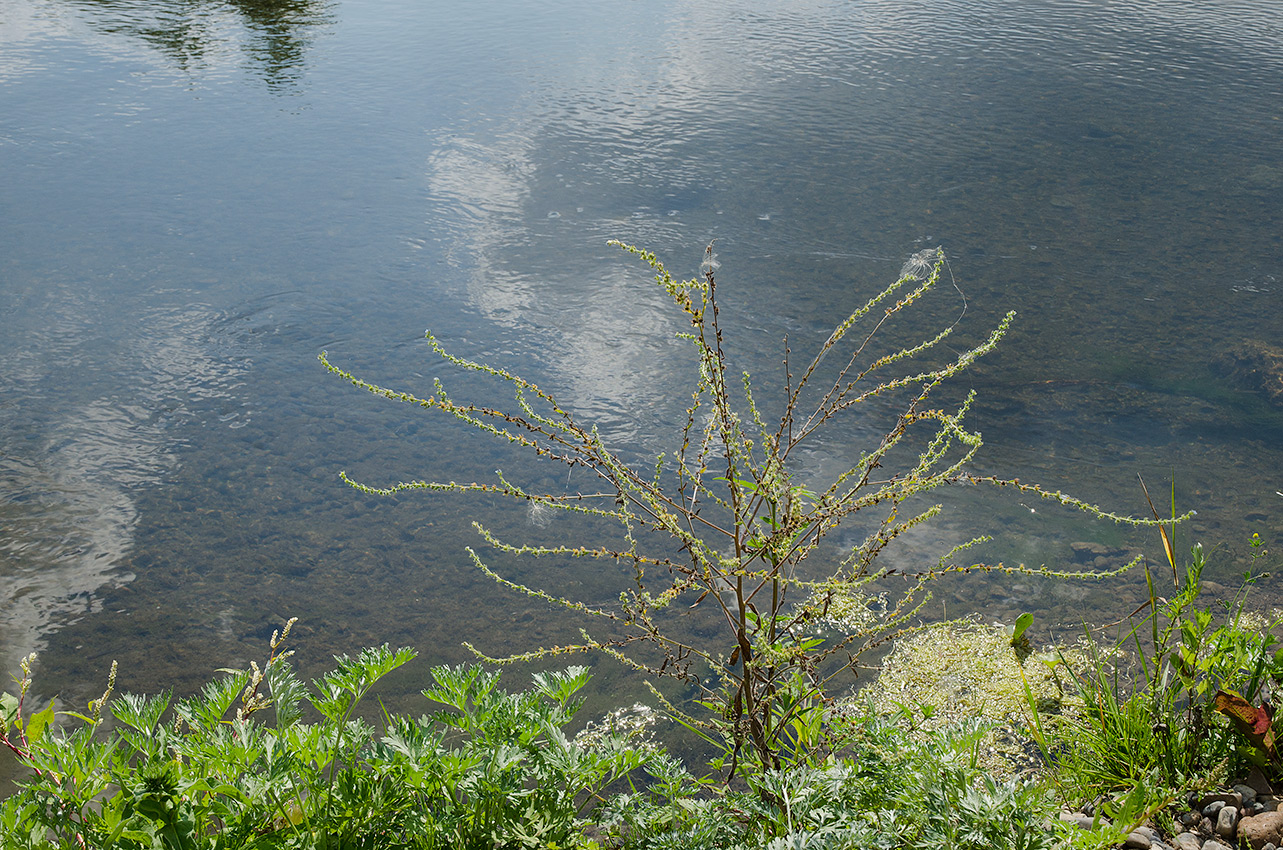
[1, 0, 1281, 772]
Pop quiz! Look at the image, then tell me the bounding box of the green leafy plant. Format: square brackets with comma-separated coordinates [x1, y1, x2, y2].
[374, 663, 653, 849]
[599, 705, 1059, 850]
[1029, 537, 1283, 815]
[1, 624, 653, 848]
[321, 242, 1176, 780]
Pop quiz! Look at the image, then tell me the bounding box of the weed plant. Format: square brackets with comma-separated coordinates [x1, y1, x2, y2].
[321, 243, 1176, 778]
[6, 244, 1263, 849]
[597, 708, 1059, 850]
[1, 625, 651, 849]
[3, 630, 1065, 850]
[1027, 536, 1283, 824]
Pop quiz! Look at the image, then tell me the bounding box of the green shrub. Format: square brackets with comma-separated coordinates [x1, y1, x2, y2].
[2, 626, 652, 849]
[1029, 539, 1283, 814]
[598, 705, 1059, 850]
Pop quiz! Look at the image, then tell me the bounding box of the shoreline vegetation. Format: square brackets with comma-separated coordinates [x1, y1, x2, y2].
[3, 555, 1280, 849]
[5, 245, 1280, 848]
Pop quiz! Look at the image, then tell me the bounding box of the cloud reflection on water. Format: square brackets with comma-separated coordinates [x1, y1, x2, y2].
[0, 294, 251, 680]
[413, 0, 1283, 591]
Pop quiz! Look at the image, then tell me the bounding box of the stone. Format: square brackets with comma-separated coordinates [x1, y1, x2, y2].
[1238, 784, 1261, 805]
[1241, 812, 1283, 850]
[1246, 767, 1275, 797]
[1213, 338, 1283, 405]
[1070, 541, 1114, 561]
[1124, 829, 1153, 849]
[1059, 811, 1095, 830]
[1200, 580, 1227, 597]
[1172, 834, 1202, 850]
[1203, 840, 1232, 850]
[1199, 791, 1243, 811]
[1203, 800, 1226, 818]
[1217, 804, 1239, 838]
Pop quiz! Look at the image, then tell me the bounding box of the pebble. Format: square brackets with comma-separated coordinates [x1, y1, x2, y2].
[1056, 778, 1283, 850]
[1124, 830, 1152, 849]
[1059, 811, 1095, 830]
[1240, 811, 1283, 850]
[1199, 791, 1243, 810]
[1217, 805, 1240, 838]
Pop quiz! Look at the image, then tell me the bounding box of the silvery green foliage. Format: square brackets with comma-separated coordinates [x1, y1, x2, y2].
[602, 707, 1058, 850]
[1, 633, 652, 848]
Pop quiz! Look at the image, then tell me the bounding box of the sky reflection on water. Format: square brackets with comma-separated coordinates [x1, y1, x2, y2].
[0, 0, 1280, 754]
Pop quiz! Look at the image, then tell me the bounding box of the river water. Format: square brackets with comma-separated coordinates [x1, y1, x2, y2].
[1, 0, 1281, 743]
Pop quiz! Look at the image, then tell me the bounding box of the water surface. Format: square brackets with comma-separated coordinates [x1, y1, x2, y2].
[1, 0, 1281, 753]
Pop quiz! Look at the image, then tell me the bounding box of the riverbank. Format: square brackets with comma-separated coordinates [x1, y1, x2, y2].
[4, 548, 1280, 850]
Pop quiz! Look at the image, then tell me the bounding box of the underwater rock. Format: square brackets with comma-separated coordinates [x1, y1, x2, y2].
[1213, 339, 1283, 405]
[1070, 541, 1124, 562]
